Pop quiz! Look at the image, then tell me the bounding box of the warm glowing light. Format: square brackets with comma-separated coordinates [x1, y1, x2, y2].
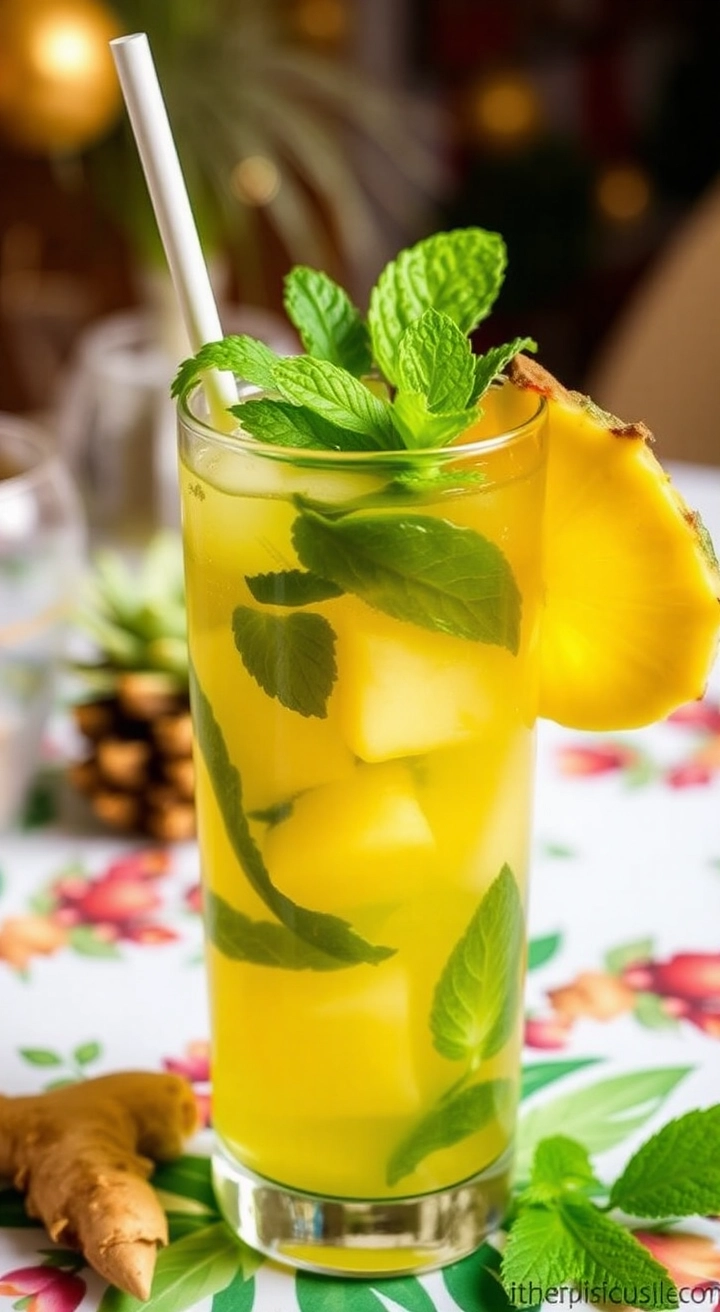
[230, 155, 281, 207]
[471, 72, 542, 146]
[596, 164, 652, 223]
[294, 0, 347, 43]
[32, 17, 95, 78]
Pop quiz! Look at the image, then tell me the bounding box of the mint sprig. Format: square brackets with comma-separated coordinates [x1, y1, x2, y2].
[609, 1105, 720, 1217]
[387, 1079, 512, 1187]
[284, 266, 372, 376]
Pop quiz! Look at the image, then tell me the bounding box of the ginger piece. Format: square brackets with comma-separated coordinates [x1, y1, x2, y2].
[0, 1072, 199, 1301]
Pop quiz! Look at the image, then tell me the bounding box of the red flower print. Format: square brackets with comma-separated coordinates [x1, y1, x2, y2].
[185, 882, 202, 915]
[667, 700, 720, 734]
[524, 1015, 574, 1050]
[0, 1264, 85, 1312]
[665, 763, 714, 789]
[163, 1040, 211, 1126]
[556, 745, 635, 777]
[634, 1231, 720, 1295]
[650, 953, 720, 1004]
[104, 849, 171, 882]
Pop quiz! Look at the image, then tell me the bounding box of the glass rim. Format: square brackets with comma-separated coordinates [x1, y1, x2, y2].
[177, 380, 547, 466]
[0, 413, 63, 502]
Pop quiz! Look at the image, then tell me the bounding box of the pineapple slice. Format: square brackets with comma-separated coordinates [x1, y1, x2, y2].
[509, 358, 720, 730]
[263, 761, 435, 913]
[334, 605, 513, 762]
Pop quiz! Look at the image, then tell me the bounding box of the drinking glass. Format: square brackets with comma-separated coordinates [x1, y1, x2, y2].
[0, 414, 85, 829]
[177, 380, 547, 1275]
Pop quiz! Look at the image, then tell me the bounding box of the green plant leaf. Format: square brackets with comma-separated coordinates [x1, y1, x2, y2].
[522, 1135, 599, 1205]
[152, 1156, 218, 1213]
[470, 338, 537, 405]
[431, 865, 525, 1062]
[520, 1059, 600, 1102]
[610, 1105, 720, 1217]
[391, 391, 477, 450]
[284, 265, 372, 376]
[232, 606, 337, 719]
[73, 1040, 102, 1066]
[18, 1047, 62, 1067]
[206, 891, 361, 970]
[212, 1269, 256, 1311]
[97, 1223, 243, 1312]
[527, 932, 563, 972]
[272, 356, 397, 448]
[444, 1242, 522, 1312]
[515, 1067, 691, 1180]
[386, 1078, 512, 1186]
[245, 569, 343, 606]
[189, 665, 394, 968]
[604, 939, 654, 975]
[368, 228, 507, 383]
[292, 508, 521, 651]
[0, 1187, 37, 1227]
[171, 336, 278, 398]
[232, 399, 375, 451]
[396, 308, 476, 412]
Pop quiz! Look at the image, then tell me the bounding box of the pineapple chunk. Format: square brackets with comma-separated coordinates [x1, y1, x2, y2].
[334, 606, 510, 762]
[263, 761, 435, 912]
[216, 961, 421, 1119]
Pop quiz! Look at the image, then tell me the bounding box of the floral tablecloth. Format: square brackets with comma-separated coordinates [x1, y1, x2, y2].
[1, 464, 719, 1312]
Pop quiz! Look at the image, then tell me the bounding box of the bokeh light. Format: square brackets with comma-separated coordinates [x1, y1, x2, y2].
[596, 164, 652, 223]
[230, 155, 281, 207]
[469, 72, 543, 149]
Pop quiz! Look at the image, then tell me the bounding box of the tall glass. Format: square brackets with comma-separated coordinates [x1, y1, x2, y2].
[177, 379, 547, 1275]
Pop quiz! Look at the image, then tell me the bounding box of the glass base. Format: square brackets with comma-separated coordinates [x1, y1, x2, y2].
[211, 1141, 512, 1277]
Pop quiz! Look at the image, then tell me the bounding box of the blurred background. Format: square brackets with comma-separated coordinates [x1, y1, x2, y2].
[1, 0, 719, 489]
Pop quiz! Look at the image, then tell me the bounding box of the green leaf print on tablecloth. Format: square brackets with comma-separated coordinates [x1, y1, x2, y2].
[443, 1243, 529, 1312]
[515, 1067, 691, 1180]
[527, 933, 563, 972]
[296, 1270, 439, 1310]
[520, 1058, 600, 1101]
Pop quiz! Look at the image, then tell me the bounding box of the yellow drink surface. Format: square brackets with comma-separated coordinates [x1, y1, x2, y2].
[181, 386, 545, 1200]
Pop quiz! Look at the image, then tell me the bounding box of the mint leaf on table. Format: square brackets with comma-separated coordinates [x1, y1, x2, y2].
[471, 338, 538, 405]
[284, 266, 372, 376]
[272, 356, 397, 448]
[386, 1078, 512, 1186]
[523, 1135, 600, 1205]
[245, 569, 343, 606]
[368, 228, 507, 383]
[430, 864, 525, 1062]
[232, 606, 337, 719]
[292, 507, 522, 650]
[206, 891, 360, 970]
[396, 308, 476, 412]
[172, 334, 278, 397]
[502, 1200, 678, 1309]
[231, 398, 375, 450]
[610, 1105, 720, 1217]
[189, 664, 394, 966]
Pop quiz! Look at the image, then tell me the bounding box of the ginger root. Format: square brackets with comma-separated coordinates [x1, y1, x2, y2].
[0, 1072, 199, 1301]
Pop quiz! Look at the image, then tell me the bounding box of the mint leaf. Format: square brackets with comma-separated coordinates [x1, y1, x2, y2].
[232, 607, 337, 719]
[386, 1078, 512, 1185]
[206, 891, 358, 970]
[610, 1105, 720, 1218]
[396, 308, 475, 412]
[172, 335, 278, 397]
[231, 398, 374, 450]
[471, 338, 538, 405]
[245, 570, 343, 606]
[501, 1207, 579, 1306]
[284, 266, 372, 376]
[523, 1135, 599, 1205]
[368, 228, 507, 383]
[431, 864, 525, 1062]
[272, 356, 397, 448]
[392, 391, 476, 450]
[189, 664, 394, 966]
[292, 508, 522, 651]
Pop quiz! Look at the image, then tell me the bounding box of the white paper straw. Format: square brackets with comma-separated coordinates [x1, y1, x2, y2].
[110, 33, 237, 423]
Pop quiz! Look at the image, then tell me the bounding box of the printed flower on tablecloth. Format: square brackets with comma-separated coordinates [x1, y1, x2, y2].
[0, 1253, 86, 1312]
[525, 937, 720, 1049]
[163, 1040, 211, 1127]
[0, 849, 181, 972]
[634, 1231, 720, 1297]
[555, 695, 720, 788]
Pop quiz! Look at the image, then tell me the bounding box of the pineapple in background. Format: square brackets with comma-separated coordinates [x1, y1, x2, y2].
[69, 533, 195, 840]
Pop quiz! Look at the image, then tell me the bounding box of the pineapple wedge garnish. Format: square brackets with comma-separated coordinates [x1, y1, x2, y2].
[509, 356, 720, 730]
